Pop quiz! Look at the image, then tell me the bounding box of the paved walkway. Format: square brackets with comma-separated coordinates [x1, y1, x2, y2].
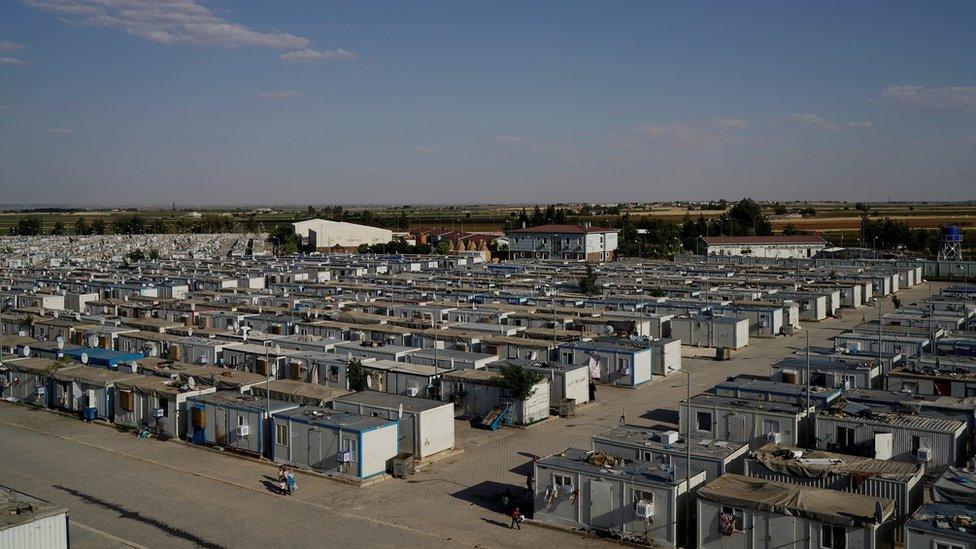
[0, 282, 945, 548]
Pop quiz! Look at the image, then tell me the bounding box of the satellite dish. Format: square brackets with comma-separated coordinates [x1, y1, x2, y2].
[187, 328, 193, 337]
[52, 310, 59, 319]
[604, 325, 615, 335]
[21, 345, 30, 357]
[146, 344, 158, 357]
[56, 336, 65, 350]
[274, 345, 281, 355]
[88, 335, 99, 347]
[80, 352, 89, 364]
[397, 403, 403, 419]
[186, 376, 196, 390]
[123, 294, 129, 302]
[74, 313, 81, 321]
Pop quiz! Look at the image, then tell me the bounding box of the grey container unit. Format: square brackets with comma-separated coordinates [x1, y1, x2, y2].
[362, 359, 444, 398]
[185, 391, 298, 457]
[533, 447, 706, 548]
[697, 474, 897, 549]
[113, 375, 216, 438]
[711, 303, 784, 337]
[770, 355, 881, 390]
[906, 503, 976, 549]
[333, 341, 419, 362]
[271, 407, 399, 480]
[249, 378, 351, 407]
[814, 407, 968, 472]
[331, 391, 455, 460]
[404, 348, 497, 370]
[48, 365, 142, 421]
[648, 337, 682, 376]
[669, 314, 750, 349]
[0, 485, 69, 549]
[1, 357, 79, 407]
[745, 444, 925, 531]
[592, 424, 749, 481]
[680, 393, 814, 449]
[833, 331, 930, 357]
[486, 358, 590, 407]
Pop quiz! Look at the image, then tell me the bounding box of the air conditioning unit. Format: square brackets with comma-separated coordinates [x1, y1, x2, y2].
[917, 447, 932, 462]
[764, 432, 782, 444]
[337, 450, 352, 463]
[406, 386, 420, 397]
[635, 501, 654, 520]
[152, 408, 165, 419]
[35, 386, 46, 396]
[236, 424, 250, 437]
[659, 431, 679, 445]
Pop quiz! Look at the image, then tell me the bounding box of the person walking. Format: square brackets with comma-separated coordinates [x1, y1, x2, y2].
[286, 468, 297, 495]
[277, 466, 287, 494]
[510, 506, 522, 530]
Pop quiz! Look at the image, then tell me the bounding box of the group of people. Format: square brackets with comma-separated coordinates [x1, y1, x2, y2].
[277, 466, 297, 495]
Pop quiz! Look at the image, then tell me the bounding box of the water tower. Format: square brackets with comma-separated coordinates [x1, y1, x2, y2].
[937, 225, 963, 261]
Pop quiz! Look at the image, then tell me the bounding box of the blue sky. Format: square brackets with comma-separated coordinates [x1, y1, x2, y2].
[1, 0, 974, 205]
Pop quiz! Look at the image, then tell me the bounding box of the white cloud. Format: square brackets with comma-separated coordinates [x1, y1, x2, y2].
[280, 48, 358, 63]
[0, 57, 27, 66]
[711, 117, 749, 128]
[256, 90, 301, 100]
[23, 0, 310, 49]
[0, 40, 26, 52]
[414, 146, 437, 153]
[878, 85, 976, 112]
[626, 121, 749, 149]
[786, 113, 872, 131]
[41, 128, 73, 135]
[494, 135, 524, 144]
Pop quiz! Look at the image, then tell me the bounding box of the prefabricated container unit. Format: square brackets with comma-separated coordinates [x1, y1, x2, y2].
[712, 377, 843, 410]
[271, 407, 398, 479]
[222, 344, 299, 378]
[486, 359, 590, 406]
[744, 444, 925, 531]
[168, 337, 227, 365]
[696, 474, 896, 549]
[61, 347, 145, 369]
[669, 315, 750, 349]
[440, 369, 550, 425]
[1, 358, 78, 407]
[113, 377, 216, 438]
[649, 338, 682, 375]
[48, 366, 142, 420]
[680, 394, 813, 449]
[905, 503, 976, 549]
[185, 391, 298, 457]
[249, 379, 351, 407]
[711, 304, 783, 337]
[782, 293, 830, 322]
[555, 340, 653, 387]
[886, 367, 976, 399]
[592, 424, 749, 481]
[533, 448, 706, 548]
[769, 356, 880, 390]
[404, 348, 497, 370]
[0, 486, 69, 549]
[362, 360, 441, 398]
[834, 332, 930, 357]
[332, 391, 455, 459]
[814, 410, 968, 472]
[333, 341, 419, 362]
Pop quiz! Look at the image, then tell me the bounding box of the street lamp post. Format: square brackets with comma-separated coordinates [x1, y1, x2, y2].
[873, 298, 884, 374]
[678, 369, 692, 546]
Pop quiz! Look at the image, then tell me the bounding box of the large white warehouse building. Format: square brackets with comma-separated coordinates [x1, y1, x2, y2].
[292, 218, 393, 252]
[701, 235, 827, 259]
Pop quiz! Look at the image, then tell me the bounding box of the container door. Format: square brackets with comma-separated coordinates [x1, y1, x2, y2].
[728, 415, 747, 442]
[874, 432, 894, 460]
[588, 480, 615, 529]
[215, 407, 228, 444]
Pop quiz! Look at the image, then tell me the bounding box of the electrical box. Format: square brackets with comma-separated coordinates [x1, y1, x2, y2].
[659, 431, 679, 445]
[917, 447, 932, 462]
[152, 408, 165, 418]
[635, 501, 654, 519]
[337, 450, 352, 463]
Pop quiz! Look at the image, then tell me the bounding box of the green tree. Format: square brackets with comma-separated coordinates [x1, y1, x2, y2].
[91, 219, 108, 235]
[11, 216, 43, 236]
[494, 365, 545, 401]
[126, 248, 146, 262]
[50, 220, 67, 236]
[347, 358, 369, 391]
[578, 265, 599, 295]
[148, 248, 161, 260]
[73, 217, 91, 235]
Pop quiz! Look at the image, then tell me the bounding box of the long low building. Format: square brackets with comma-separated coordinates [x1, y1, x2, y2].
[701, 235, 828, 259]
[292, 218, 393, 253]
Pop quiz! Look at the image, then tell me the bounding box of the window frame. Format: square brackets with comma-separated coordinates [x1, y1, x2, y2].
[275, 423, 289, 446]
[553, 473, 572, 486]
[696, 411, 712, 432]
